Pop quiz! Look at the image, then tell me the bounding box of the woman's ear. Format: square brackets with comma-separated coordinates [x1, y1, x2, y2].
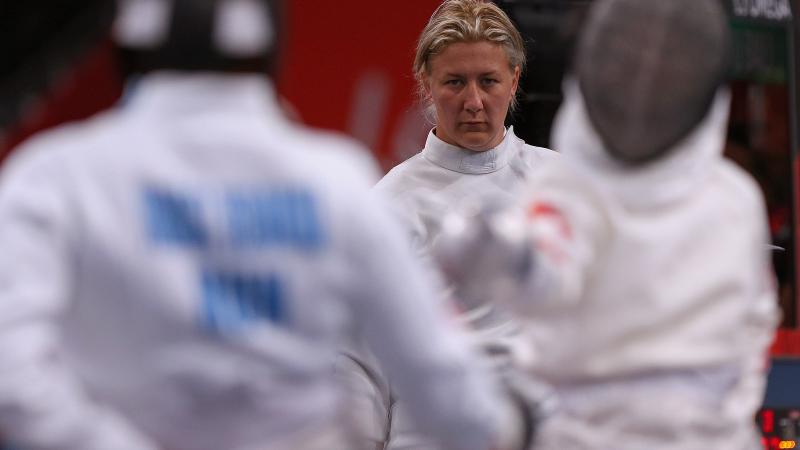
[511, 65, 521, 96]
[422, 73, 433, 100]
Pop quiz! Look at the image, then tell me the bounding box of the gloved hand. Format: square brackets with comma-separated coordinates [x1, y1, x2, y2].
[432, 202, 534, 313]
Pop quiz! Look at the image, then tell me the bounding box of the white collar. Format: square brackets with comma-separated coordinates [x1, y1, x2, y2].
[124, 72, 286, 121]
[422, 127, 518, 174]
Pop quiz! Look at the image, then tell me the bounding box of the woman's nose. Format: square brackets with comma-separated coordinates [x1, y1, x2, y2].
[463, 82, 483, 113]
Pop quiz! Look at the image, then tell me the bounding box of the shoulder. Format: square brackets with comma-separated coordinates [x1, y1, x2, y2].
[507, 128, 559, 160]
[711, 158, 767, 217]
[507, 137, 560, 179]
[524, 143, 559, 158]
[374, 152, 428, 197]
[283, 125, 383, 188]
[518, 141, 560, 165]
[1, 111, 120, 187]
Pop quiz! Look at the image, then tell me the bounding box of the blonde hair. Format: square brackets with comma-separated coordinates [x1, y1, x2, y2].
[414, 0, 526, 113]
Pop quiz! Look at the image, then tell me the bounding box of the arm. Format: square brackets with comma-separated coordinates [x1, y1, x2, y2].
[0, 148, 157, 450]
[433, 187, 606, 316]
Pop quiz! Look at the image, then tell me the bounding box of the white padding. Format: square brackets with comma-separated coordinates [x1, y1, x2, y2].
[214, 0, 275, 58]
[113, 0, 174, 49]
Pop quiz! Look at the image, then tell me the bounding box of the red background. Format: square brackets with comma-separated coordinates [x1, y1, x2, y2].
[0, 1, 441, 171]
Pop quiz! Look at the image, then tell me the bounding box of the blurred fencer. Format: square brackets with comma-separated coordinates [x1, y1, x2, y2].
[337, 2, 557, 449]
[435, 0, 780, 448]
[0, 1, 537, 449]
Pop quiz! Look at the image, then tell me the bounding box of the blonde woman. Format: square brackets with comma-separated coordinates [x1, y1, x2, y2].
[340, 2, 557, 449]
[376, 0, 556, 255]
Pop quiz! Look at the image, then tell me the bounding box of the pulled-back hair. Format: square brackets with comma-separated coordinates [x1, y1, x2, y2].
[414, 0, 526, 112]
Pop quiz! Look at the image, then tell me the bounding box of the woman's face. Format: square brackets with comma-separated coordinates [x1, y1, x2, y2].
[425, 41, 520, 152]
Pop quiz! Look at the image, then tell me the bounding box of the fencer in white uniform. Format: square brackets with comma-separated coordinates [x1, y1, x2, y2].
[435, 0, 780, 448]
[375, 128, 555, 450]
[378, 126, 555, 263]
[0, 1, 535, 450]
[340, 2, 557, 450]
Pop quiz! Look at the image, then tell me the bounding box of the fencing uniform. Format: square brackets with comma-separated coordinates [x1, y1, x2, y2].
[377, 127, 556, 260]
[346, 127, 556, 450]
[0, 73, 519, 450]
[502, 82, 778, 449]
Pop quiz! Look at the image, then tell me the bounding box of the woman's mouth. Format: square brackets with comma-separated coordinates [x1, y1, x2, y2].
[461, 121, 486, 127]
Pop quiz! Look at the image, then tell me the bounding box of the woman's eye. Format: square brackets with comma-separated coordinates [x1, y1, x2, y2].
[445, 79, 462, 86]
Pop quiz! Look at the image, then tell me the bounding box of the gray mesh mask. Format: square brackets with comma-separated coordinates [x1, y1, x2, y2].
[575, 0, 731, 165]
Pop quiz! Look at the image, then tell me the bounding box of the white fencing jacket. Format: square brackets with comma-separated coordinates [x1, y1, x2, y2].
[512, 82, 780, 449]
[376, 127, 557, 331]
[376, 127, 557, 259]
[0, 73, 514, 450]
[373, 128, 556, 450]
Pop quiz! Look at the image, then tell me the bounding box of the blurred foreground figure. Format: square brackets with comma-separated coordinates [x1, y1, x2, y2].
[0, 1, 535, 449]
[436, 0, 781, 448]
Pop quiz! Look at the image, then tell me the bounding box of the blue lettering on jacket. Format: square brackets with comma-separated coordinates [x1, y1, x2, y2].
[226, 189, 324, 250]
[141, 184, 324, 332]
[201, 270, 284, 333]
[142, 186, 325, 251]
[144, 188, 208, 247]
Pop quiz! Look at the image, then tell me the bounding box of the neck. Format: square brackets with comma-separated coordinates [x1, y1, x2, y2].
[433, 127, 506, 152]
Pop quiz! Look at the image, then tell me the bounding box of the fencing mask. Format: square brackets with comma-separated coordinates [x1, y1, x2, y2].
[575, 0, 731, 164]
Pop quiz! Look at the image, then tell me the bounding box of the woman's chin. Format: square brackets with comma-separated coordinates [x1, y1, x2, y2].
[458, 133, 500, 152]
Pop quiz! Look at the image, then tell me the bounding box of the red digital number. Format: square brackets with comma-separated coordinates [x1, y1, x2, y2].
[763, 409, 776, 434]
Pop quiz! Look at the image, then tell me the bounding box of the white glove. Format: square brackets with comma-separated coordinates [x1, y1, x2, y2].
[432, 202, 534, 313]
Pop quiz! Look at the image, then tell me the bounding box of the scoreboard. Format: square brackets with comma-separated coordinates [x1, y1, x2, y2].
[759, 409, 799, 449]
[761, 359, 800, 449]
